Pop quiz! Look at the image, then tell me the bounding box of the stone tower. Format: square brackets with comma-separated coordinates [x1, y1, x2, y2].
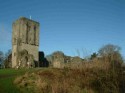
[12, 17, 40, 68]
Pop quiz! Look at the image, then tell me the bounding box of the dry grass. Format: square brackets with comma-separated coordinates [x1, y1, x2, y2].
[14, 55, 125, 93]
[14, 62, 125, 93]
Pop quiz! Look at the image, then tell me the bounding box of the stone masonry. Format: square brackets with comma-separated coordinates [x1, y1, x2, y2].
[12, 17, 40, 68]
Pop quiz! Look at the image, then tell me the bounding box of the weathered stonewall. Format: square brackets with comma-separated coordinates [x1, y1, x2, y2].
[12, 17, 40, 68]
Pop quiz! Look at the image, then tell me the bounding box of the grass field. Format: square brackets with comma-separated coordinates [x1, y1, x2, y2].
[0, 66, 125, 93]
[0, 68, 36, 93]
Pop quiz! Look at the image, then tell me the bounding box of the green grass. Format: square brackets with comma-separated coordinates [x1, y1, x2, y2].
[0, 68, 26, 75]
[0, 68, 33, 93]
[0, 76, 20, 93]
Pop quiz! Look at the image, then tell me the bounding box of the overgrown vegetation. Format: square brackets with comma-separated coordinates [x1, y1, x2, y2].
[14, 64, 125, 93]
[0, 44, 125, 93]
[13, 44, 125, 93]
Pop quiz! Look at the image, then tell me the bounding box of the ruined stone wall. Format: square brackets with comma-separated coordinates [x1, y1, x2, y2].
[20, 43, 38, 61]
[12, 17, 39, 68]
[51, 51, 84, 68]
[52, 51, 65, 68]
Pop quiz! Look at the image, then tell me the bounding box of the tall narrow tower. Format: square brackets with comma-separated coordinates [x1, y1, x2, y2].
[12, 17, 40, 68]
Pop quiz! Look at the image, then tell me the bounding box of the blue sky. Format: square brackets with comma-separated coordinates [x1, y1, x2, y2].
[0, 0, 125, 58]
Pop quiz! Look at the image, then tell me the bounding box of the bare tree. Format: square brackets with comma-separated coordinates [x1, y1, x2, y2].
[4, 49, 12, 68]
[5, 49, 12, 59]
[0, 51, 4, 68]
[98, 44, 121, 56]
[98, 44, 123, 69]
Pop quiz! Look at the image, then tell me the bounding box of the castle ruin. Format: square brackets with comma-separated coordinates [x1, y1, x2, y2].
[12, 17, 40, 68]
